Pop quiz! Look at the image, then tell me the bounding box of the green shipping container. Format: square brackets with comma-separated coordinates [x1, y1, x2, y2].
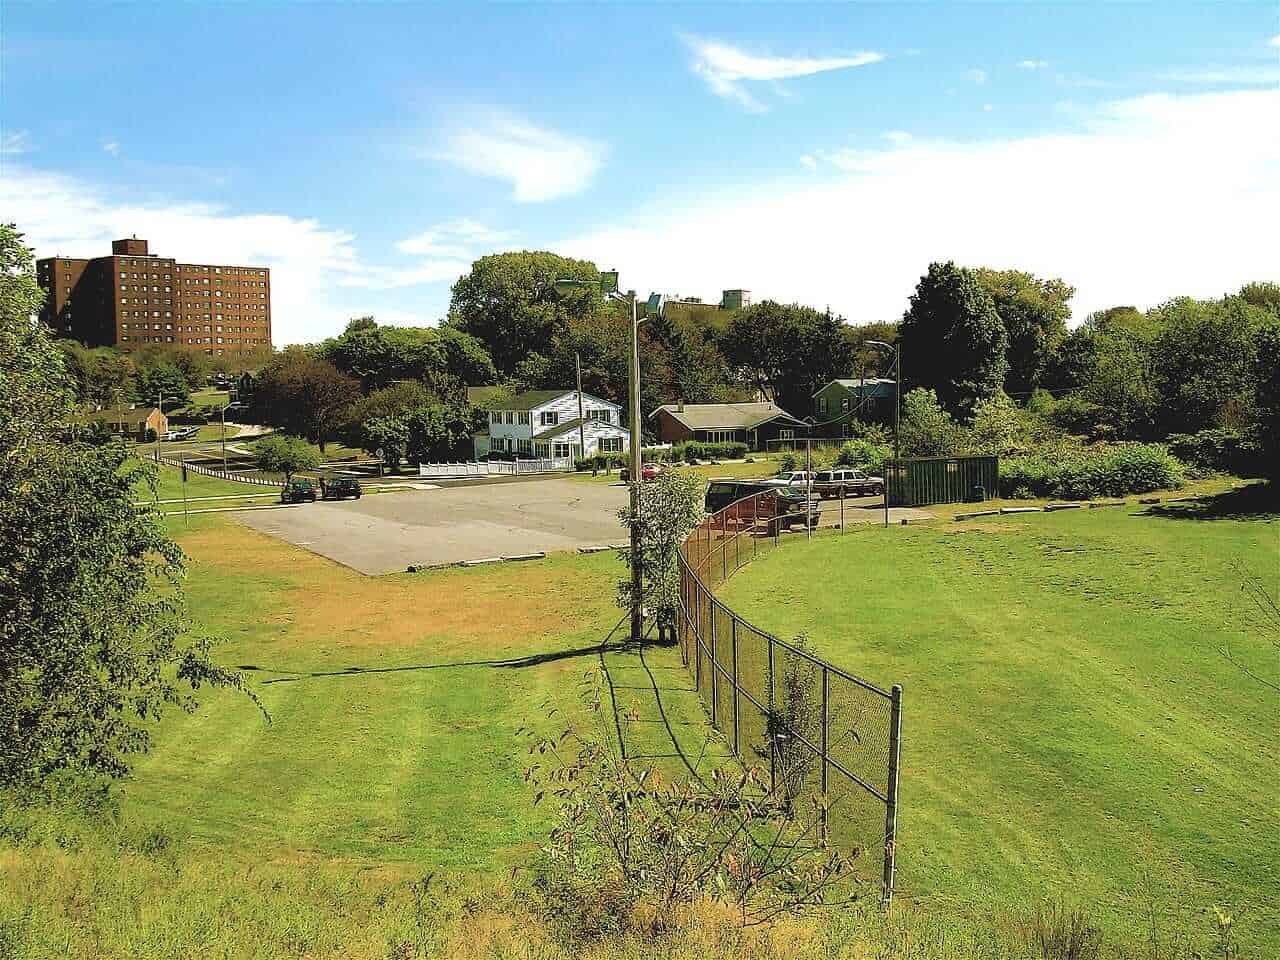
[885, 456, 999, 507]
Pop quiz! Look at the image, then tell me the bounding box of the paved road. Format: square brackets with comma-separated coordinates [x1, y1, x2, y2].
[234, 476, 630, 574]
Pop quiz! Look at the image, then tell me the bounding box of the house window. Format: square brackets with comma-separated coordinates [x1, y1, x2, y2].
[598, 436, 623, 453]
[518, 412, 530, 425]
[585, 408, 612, 423]
[540, 411, 559, 427]
[490, 411, 502, 426]
[779, 428, 796, 440]
[817, 397, 827, 413]
[504, 411, 514, 425]
[704, 429, 737, 444]
[840, 397, 851, 412]
[553, 442, 572, 458]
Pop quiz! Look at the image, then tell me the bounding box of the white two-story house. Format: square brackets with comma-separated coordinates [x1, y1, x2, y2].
[477, 389, 631, 461]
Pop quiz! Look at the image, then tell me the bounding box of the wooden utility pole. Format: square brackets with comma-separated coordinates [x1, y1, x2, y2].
[575, 352, 587, 462]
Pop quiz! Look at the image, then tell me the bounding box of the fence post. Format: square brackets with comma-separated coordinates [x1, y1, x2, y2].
[710, 605, 719, 730]
[720, 510, 728, 583]
[767, 635, 776, 795]
[731, 617, 740, 759]
[694, 580, 702, 693]
[821, 666, 830, 844]
[840, 487, 845, 532]
[882, 683, 903, 909]
[752, 494, 758, 559]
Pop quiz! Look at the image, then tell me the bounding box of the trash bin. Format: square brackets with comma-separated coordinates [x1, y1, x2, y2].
[969, 484, 987, 503]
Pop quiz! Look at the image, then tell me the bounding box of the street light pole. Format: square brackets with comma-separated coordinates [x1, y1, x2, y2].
[557, 278, 645, 644]
[866, 341, 900, 528]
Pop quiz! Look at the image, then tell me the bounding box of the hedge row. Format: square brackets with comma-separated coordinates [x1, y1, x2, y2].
[1165, 429, 1263, 478]
[999, 443, 1185, 500]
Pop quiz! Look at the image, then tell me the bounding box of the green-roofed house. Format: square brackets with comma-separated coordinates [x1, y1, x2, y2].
[649, 400, 806, 450]
[75, 405, 168, 441]
[475, 388, 630, 461]
[811, 378, 897, 435]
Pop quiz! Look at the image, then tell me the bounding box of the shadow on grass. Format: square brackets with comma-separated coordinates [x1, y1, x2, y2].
[1139, 481, 1278, 522]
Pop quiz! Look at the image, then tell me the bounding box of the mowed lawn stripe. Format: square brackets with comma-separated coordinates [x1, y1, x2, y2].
[719, 506, 1279, 952]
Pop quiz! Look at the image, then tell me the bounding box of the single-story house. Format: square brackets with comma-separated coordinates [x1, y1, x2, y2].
[649, 401, 806, 449]
[475, 388, 631, 461]
[811, 378, 896, 434]
[79, 406, 168, 441]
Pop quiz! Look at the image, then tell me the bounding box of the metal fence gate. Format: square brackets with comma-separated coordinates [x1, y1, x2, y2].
[677, 490, 903, 903]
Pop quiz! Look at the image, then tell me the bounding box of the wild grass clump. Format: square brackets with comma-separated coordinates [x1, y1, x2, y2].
[998, 443, 1184, 499]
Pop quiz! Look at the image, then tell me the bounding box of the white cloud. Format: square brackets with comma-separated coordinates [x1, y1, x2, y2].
[799, 154, 818, 171]
[340, 219, 513, 290]
[883, 130, 913, 145]
[102, 140, 120, 156]
[1270, 34, 1280, 48]
[1, 130, 32, 154]
[983, 103, 994, 112]
[685, 35, 884, 111]
[0, 165, 399, 344]
[1160, 65, 1280, 86]
[1019, 59, 1049, 69]
[440, 112, 604, 202]
[562, 88, 1280, 328]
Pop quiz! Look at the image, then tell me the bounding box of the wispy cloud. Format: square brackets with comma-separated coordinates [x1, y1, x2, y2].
[440, 112, 604, 203]
[684, 35, 884, 111]
[1, 130, 32, 154]
[799, 154, 818, 171]
[1160, 65, 1280, 86]
[883, 130, 912, 145]
[565, 88, 1279, 327]
[1018, 59, 1048, 69]
[102, 140, 120, 156]
[339, 219, 513, 290]
[1270, 34, 1280, 48]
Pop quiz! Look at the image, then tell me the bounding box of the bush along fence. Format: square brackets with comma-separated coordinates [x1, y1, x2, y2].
[677, 490, 903, 905]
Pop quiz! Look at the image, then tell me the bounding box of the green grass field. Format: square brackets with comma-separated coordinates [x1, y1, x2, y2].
[719, 492, 1280, 952]
[133, 461, 276, 501]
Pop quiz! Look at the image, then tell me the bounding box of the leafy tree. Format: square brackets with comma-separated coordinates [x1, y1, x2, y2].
[338, 380, 439, 444]
[1238, 281, 1280, 317]
[1079, 329, 1158, 438]
[898, 388, 960, 457]
[57, 342, 135, 408]
[253, 434, 321, 480]
[320, 317, 496, 394]
[447, 251, 602, 375]
[616, 469, 706, 639]
[1043, 326, 1098, 392]
[974, 268, 1073, 396]
[0, 223, 255, 791]
[1148, 296, 1270, 436]
[719, 301, 855, 414]
[405, 403, 480, 463]
[899, 262, 1008, 420]
[135, 363, 191, 409]
[253, 348, 359, 452]
[361, 416, 409, 469]
[1250, 323, 1280, 479]
[844, 320, 899, 376]
[970, 392, 1034, 456]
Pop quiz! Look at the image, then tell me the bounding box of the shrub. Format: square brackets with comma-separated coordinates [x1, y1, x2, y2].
[998, 443, 1185, 500]
[1166, 429, 1262, 478]
[834, 438, 892, 472]
[671, 440, 749, 463]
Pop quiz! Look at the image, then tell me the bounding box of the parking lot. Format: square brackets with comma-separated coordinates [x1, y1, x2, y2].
[234, 476, 630, 574]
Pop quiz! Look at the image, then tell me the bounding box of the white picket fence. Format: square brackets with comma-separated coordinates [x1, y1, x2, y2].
[160, 456, 284, 487]
[418, 458, 572, 479]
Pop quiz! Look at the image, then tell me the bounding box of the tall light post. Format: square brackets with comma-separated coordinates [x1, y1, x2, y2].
[866, 340, 900, 527]
[557, 278, 644, 643]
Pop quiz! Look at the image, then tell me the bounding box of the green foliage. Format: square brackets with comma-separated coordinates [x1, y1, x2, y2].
[969, 391, 1039, 456]
[672, 440, 749, 462]
[998, 443, 1184, 499]
[834, 438, 892, 472]
[898, 388, 962, 457]
[1250, 323, 1280, 478]
[135, 363, 191, 409]
[1043, 326, 1098, 392]
[1165, 429, 1263, 479]
[404, 403, 479, 463]
[899, 262, 1009, 419]
[719, 301, 855, 415]
[617, 469, 706, 628]
[0, 223, 256, 791]
[974, 268, 1073, 396]
[252, 347, 360, 451]
[320, 316, 495, 393]
[447, 251, 602, 375]
[253, 434, 321, 479]
[1147, 296, 1268, 436]
[361, 416, 409, 468]
[56, 341, 135, 408]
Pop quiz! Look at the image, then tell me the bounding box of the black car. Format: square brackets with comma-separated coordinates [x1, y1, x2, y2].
[280, 477, 317, 504]
[322, 477, 362, 500]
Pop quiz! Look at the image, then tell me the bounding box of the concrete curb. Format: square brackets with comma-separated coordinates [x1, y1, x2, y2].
[577, 545, 614, 554]
[953, 510, 1000, 521]
[1088, 500, 1128, 509]
[503, 552, 546, 563]
[406, 551, 547, 573]
[1000, 506, 1042, 514]
[1045, 503, 1083, 511]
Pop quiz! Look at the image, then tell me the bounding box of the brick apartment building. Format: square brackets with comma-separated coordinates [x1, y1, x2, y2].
[36, 237, 271, 355]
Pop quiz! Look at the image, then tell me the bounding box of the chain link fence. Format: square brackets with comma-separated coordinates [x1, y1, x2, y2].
[677, 489, 903, 904]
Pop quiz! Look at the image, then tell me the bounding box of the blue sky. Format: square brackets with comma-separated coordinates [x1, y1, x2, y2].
[3, 2, 1277, 344]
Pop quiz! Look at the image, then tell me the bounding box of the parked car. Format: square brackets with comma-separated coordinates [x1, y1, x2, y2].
[322, 477, 362, 500]
[162, 427, 199, 441]
[704, 479, 820, 531]
[619, 463, 662, 482]
[280, 477, 317, 504]
[813, 468, 885, 499]
[759, 470, 817, 488]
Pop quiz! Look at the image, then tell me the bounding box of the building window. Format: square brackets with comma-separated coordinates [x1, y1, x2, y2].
[540, 411, 559, 427]
[817, 397, 827, 413]
[490, 411, 502, 426]
[599, 436, 623, 453]
[703, 429, 737, 444]
[586, 408, 612, 423]
[518, 412, 530, 425]
[779, 428, 796, 440]
[840, 397, 850, 412]
[504, 411, 514, 425]
[553, 442, 572, 458]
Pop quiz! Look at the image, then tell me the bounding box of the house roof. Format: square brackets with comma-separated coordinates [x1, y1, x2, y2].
[650, 401, 805, 431]
[78, 406, 162, 422]
[811, 377, 896, 397]
[465, 385, 507, 407]
[532, 418, 629, 441]
[505, 389, 621, 412]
